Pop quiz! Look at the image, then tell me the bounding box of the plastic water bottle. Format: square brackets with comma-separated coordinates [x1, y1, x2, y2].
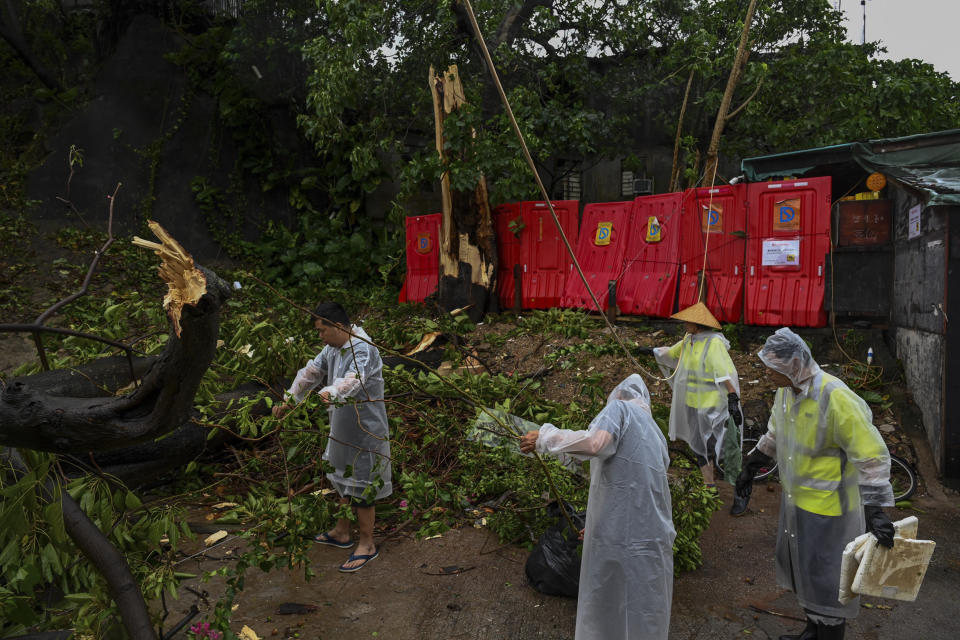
[867, 347, 874, 365]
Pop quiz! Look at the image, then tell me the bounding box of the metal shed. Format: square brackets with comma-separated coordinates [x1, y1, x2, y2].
[741, 129, 960, 487]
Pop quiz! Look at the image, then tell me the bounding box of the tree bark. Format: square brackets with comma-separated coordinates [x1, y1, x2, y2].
[669, 68, 696, 193]
[0, 266, 228, 453]
[0, 356, 273, 486]
[702, 0, 757, 183]
[429, 64, 498, 322]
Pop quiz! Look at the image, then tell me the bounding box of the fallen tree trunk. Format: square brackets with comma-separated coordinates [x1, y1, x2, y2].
[0, 223, 232, 640]
[4, 356, 270, 485]
[0, 226, 230, 453]
[85, 382, 272, 486]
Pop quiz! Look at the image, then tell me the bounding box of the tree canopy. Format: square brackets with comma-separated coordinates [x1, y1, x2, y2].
[2, 1, 959, 636]
[2, 0, 959, 289]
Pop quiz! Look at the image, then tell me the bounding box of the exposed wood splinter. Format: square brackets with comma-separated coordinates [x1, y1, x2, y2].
[132, 220, 207, 337]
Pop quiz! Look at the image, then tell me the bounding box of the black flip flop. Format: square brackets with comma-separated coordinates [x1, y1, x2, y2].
[314, 532, 354, 549]
[339, 550, 379, 572]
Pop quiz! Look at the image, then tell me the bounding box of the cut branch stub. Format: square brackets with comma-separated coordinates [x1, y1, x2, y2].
[132, 220, 207, 337]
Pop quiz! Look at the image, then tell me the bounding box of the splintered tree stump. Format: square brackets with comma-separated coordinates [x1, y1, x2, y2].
[0, 221, 231, 454]
[429, 64, 498, 322]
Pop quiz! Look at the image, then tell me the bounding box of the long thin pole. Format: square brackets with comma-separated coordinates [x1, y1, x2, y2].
[459, 0, 654, 380]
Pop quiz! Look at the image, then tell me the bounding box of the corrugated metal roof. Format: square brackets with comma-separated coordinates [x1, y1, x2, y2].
[741, 129, 960, 205]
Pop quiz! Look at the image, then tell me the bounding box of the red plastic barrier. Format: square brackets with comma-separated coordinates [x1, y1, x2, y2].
[521, 201, 579, 309]
[560, 201, 634, 312]
[399, 213, 441, 303]
[495, 201, 579, 310]
[676, 185, 747, 323]
[493, 203, 523, 310]
[618, 193, 684, 317]
[745, 177, 832, 327]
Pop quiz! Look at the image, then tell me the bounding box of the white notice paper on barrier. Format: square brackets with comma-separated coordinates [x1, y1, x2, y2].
[761, 238, 800, 266]
[909, 204, 922, 239]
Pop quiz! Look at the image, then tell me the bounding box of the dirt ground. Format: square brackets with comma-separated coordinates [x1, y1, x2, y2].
[147, 321, 959, 640]
[163, 439, 960, 640]
[3, 223, 957, 639]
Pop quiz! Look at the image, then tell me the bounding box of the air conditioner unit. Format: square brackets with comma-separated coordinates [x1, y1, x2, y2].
[633, 178, 654, 195]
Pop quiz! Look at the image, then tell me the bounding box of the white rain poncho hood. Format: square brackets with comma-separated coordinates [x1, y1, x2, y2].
[286, 325, 392, 500]
[757, 327, 821, 387]
[606, 373, 652, 407]
[755, 328, 893, 619]
[536, 374, 675, 640]
[653, 331, 739, 460]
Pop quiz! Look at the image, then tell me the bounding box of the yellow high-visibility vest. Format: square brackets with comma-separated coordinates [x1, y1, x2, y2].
[775, 374, 889, 516]
[667, 336, 733, 409]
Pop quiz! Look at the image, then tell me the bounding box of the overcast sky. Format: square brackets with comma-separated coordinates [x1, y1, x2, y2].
[838, 0, 960, 80]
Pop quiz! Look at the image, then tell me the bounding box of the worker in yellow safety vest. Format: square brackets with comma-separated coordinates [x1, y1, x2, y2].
[639, 302, 742, 488]
[733, 327, 895, 640]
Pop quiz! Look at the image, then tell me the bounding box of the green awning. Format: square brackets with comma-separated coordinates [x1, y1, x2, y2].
[741, 129, 960, 206]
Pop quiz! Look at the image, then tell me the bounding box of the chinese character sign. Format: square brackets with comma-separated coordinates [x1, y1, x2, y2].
[908, 204, 922, 239]
[761, 238, 800, 266]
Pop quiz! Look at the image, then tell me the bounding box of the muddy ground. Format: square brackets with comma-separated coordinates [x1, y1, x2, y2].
[164, 441, 959, 640]
[2, 222, 958, 639]
[149, 321, 959, 640]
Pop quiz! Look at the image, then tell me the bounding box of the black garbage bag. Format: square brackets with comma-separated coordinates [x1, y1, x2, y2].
[525, 502, 586, 597]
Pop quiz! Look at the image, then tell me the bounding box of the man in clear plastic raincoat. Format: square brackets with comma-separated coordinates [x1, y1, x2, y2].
[737, 328, 895, 640]
[647, 302, 742, 487]
[273, 302, 392, 572]
[519, 374, 675, 640]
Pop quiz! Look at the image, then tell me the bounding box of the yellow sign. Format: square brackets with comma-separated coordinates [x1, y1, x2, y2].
[866, 172, 887, 192]
[773, 197, 801, 231]
[646, 216, 662, 243]
[701, 203, 723, 233]
[595, 222, 613, 246]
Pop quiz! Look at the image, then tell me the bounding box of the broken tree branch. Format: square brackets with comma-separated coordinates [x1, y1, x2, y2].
[0, 222, 230, 454]
[6, 450, 157, 640]
[725, 77, 764, 121]
[132, 220, 208, 338]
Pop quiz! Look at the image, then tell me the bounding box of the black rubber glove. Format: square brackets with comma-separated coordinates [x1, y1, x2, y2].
[731, 450, 773, 516]
[635, 345, 655, 356]
[864, 505, 895, 548]
[735, 450, 772, 497]
[727, 392, 743, 427]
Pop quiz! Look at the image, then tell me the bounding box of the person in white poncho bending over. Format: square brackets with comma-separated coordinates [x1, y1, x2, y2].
[520, 374, 675, 640]
[273, 302, 392, 573]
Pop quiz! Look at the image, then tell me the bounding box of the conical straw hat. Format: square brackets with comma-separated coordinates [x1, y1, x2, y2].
[670, 302, 721, 330]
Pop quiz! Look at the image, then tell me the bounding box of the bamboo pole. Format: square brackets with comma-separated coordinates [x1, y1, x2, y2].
[669, 68, 695, 193]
